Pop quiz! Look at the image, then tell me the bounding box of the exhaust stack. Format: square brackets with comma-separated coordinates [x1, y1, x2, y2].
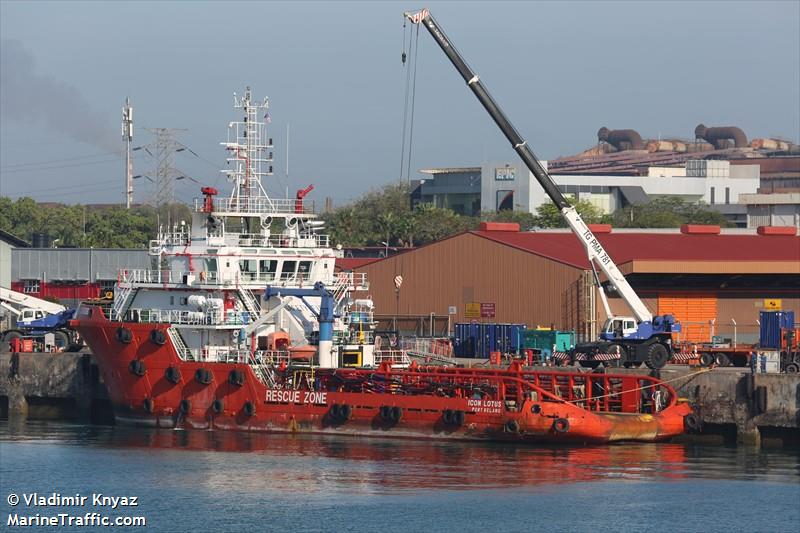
[598, 127, 644, 151]
[694, 124, 748, 149]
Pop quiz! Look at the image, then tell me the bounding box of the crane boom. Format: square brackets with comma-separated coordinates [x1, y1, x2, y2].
[404, 9, 652, 323]
[0, 287, 67, 315]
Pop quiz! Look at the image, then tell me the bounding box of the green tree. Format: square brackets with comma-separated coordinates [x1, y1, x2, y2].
[613, 197, 729, 228]
[533, 195, 611, 228]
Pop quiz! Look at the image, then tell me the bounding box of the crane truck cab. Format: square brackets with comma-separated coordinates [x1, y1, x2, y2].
[18, 308, 48, 327]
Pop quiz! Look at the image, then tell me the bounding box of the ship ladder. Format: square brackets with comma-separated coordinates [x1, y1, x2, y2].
[166, 327, 194, 361]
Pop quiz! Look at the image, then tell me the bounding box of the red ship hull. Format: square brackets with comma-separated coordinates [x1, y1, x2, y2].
[73, 309, 692, 444]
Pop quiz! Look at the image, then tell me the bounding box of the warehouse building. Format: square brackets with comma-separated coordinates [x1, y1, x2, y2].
[10, 248, 151, 308]
[354, 223, 800, 344]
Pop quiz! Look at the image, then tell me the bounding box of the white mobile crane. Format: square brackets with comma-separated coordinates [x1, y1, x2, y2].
[0, 287, 78, 350]
[405, 9, 680, 369]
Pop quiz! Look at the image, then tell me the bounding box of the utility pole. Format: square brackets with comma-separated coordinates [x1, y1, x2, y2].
[122, 98, 134, 208]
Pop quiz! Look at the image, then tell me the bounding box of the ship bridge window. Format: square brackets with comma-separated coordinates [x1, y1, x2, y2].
[298, 261, 312, 280]
[239, 259, 258, 281]
[204, 258, 218, 273]
[259, 259, 278, 281]
[281, 261, 297, 280]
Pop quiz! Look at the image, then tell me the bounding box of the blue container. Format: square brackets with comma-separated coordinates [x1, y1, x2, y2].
[759, 310, 794, 349]
[454, 322, 527, 358]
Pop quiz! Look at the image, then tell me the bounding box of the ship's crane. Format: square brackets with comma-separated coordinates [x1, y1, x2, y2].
[405, 9, 679, 368]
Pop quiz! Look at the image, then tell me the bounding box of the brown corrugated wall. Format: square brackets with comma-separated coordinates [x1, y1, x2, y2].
[353, 233, 585, 331]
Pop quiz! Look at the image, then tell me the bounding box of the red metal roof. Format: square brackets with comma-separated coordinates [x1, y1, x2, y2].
[472, 230, 800, 269]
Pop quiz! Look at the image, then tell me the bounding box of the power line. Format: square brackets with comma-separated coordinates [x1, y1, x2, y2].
[0, 156, 124, 174]
[0, 150, 123, 170]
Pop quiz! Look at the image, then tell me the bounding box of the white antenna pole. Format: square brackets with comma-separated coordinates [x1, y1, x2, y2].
[122, 97, 134, 208]
[286, 123, 290, 199]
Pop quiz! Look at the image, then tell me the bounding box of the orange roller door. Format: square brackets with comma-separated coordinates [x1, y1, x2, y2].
[658, 293, 717, 343]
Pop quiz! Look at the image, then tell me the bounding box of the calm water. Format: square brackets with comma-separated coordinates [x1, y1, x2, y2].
[1, 421, 798, 533]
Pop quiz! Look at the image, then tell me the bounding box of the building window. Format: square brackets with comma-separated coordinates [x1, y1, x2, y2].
[496, 190, 514, 211]
[23, 280, 40, 294]
[710, 187, 715, 205]
[725, 187, 730, 204]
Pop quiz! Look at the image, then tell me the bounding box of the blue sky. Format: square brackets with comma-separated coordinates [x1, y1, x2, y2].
[1, 1, 798, 206]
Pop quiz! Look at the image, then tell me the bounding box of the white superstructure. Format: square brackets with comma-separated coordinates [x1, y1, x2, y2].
[108, 87, 375, 368]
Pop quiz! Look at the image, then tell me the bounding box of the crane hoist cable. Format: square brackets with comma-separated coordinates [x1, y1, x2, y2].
[399, 17, 411, 181]
[399, 19, 420, 184]
[404, 22, 420, 184]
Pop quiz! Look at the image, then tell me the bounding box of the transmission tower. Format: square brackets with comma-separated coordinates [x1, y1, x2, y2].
[143, 127, 187, 207]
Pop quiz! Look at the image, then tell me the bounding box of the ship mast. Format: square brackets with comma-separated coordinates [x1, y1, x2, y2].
[224, 87, 274, 210]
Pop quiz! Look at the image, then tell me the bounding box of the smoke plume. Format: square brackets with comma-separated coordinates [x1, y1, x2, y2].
[0, 39, 119, 152]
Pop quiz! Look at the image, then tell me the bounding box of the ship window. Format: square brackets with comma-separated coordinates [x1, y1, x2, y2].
[180, 297, 188, 306]
[281, 261, 297, 279]
[298, 261, 312, 279]
[259, 260, 278, 281]
[204, 258, 217, 272]
[239, 259, 258, 281]
[170, 296, 175, 305]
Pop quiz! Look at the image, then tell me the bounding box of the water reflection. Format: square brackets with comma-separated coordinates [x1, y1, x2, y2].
[2, 421, 798, 494]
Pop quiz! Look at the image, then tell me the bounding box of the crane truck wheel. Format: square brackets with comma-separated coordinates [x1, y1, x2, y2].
[644, 343, 669, 370]
[714, 353, 731, 367]
[699, 353, 715, 367]
[785, 363, 799, 374]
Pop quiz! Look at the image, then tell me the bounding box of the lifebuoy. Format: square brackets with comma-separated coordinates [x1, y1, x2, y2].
[150, 329, 167, 345]
[116, 327, 133, 344]
[552, 418, 570, 433]
[165, 366, 181, 384]
[228, 369, 245, 387]
[195, 368, 212, 385]
[243, 401, 256, 417]
[128, 359, 146, 376]
[505, 419, 520, 433]
[212, 399, 224, 414]
[143, 398, 154, 413]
